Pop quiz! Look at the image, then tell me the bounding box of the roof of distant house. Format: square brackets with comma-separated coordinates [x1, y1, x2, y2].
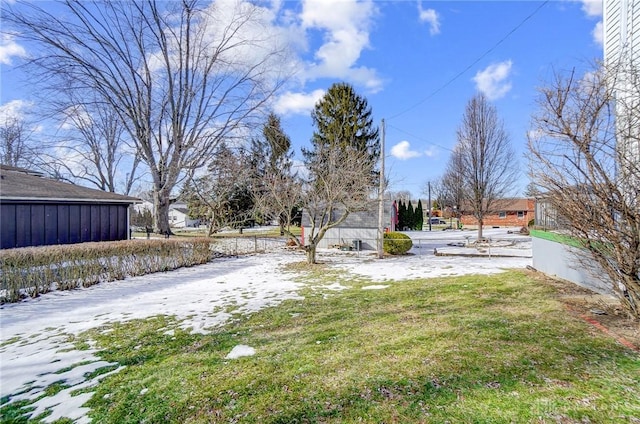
[459, 198, 535, 213]
[0, 164, 140, 204]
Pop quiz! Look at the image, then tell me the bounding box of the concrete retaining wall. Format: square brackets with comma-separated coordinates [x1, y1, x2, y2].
[531, 236, 613, 295]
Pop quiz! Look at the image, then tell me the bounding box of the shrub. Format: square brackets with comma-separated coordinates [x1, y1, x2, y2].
[0, 238, 214, 303]
[383, 232, 413, 255]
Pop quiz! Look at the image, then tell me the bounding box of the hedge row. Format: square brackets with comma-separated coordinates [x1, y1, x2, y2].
[0, 239, 214, 303]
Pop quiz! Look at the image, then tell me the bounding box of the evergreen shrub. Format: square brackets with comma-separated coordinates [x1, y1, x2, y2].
[383, 232, 413, 255]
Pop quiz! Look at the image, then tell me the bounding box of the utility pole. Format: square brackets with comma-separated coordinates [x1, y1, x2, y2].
[377, 119, 386, 259]
[428, 181, 432, 231]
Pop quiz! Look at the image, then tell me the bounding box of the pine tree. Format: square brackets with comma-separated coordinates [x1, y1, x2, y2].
[415, 199, 424, 230]
[304, 82, 380, 177]
[398, 200, 407, 230]
[407, 200, 414, 231]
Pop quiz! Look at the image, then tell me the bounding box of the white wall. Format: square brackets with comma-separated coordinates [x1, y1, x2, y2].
[531, 236, 613, 295]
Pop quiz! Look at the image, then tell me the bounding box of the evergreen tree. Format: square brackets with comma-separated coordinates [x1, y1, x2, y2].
[415, 199, 424, 230]
[249, 113, 296, 228]
[398, 200, 407, 230]
[250, 113, 293, 176]
[407, 200, 414, 231]
[304, 82, 380, 178]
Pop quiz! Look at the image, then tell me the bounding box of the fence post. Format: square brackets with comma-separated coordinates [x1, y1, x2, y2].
[254, 235, 257, 253]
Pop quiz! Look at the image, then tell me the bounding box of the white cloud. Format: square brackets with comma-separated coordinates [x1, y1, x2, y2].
[473, 60, 513, 100]
[576, 0, 602, 46]
[423, 146, 437, 158]
[391, 141, 421, 160]
[0, 100, 32, 122]
[580, 0, 603, 17]
[299, 0, 383, 92]
[592, 20, 603, 46]
[418, 2, 440, 35]
[273, 89, 325, 116]
[0, 33, 27, 65]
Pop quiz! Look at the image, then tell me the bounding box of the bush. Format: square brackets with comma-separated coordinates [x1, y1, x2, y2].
[528, 218, 535, 227]
[383, 232, 413, 255]
[0, 238, 214, 303]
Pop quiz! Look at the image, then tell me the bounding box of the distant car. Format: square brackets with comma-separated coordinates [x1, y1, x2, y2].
[429, 217, 447, 225]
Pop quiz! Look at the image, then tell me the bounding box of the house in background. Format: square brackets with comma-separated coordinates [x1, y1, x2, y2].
[459, 198, 535, 228]
[168, 203, 200, 228]
[0, 165, 140, 249]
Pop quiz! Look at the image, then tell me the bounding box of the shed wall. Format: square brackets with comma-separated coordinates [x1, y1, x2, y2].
[1, 202, 130, 249]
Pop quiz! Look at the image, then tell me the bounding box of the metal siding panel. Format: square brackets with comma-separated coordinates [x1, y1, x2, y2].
[16, 204, 31, 248]
[31, 204, 45, 246]
[100, 205, 110, 241]
[117, 205, 127, 240]
[57, 204, 70, 244]
[90, 205, 101, 242]
[44, 204, 58, 245]
[1, 204, 17, 249]
[109, 205, 118, 240]
[80, 205, 92, 242]
[69, 204, 81, 243]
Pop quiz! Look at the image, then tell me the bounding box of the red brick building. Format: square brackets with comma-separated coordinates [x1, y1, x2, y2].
[459, 198, 535, 228]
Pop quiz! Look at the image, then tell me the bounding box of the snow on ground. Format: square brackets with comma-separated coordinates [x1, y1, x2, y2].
[0, 228, 532, 423]
[322, 228, 532, 282]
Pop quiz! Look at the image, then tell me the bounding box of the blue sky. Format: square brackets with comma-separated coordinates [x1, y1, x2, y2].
[1, 0, 604, 198]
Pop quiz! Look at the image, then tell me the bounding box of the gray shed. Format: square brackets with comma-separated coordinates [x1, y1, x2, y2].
[0, 165, 140, 249]
[301, 201, 395, 250]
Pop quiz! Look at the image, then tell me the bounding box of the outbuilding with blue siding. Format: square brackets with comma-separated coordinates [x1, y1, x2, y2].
[0, 165, 140, 249]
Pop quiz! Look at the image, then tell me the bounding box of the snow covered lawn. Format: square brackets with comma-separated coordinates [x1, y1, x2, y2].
[1, 230, 532, 422]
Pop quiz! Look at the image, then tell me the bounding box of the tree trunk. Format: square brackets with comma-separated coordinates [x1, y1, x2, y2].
[153, 190, 172, 235]
[305, 244, 317, 264]
[477, 218, 484, 240]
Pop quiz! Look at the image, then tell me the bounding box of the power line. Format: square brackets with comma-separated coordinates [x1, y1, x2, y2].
[387, 0, 549, 120]
[386, 123, 453, 153]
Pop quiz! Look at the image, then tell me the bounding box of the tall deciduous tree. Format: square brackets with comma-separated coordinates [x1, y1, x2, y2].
[45, 101, 142, 194]
[450, 93, 518, 239]
[528, 61, 640, 319]
[0, 116, 37, 169]
[439, 152, 465, 221]
[6, 0, 290, 234]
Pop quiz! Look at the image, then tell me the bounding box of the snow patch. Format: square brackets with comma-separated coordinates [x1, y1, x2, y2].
[362, 285, 389, 290]
[225, 344, 256, 359]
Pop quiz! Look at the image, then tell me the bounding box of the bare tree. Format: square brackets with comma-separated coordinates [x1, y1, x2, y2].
[451, 93, 518, 239]
[0, 116, 37, 168]
[255, 145, 375, 264]
[6, 0, 290, 233]
[528, 61, 640, 319]
[43, 101, 142, 194]
[389, 190, 412, 204]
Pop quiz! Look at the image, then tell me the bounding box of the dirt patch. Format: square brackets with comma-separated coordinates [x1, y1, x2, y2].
[531, 271, 640, 351]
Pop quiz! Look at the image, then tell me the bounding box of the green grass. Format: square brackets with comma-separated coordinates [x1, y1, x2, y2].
[3, 270, 639, 423]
